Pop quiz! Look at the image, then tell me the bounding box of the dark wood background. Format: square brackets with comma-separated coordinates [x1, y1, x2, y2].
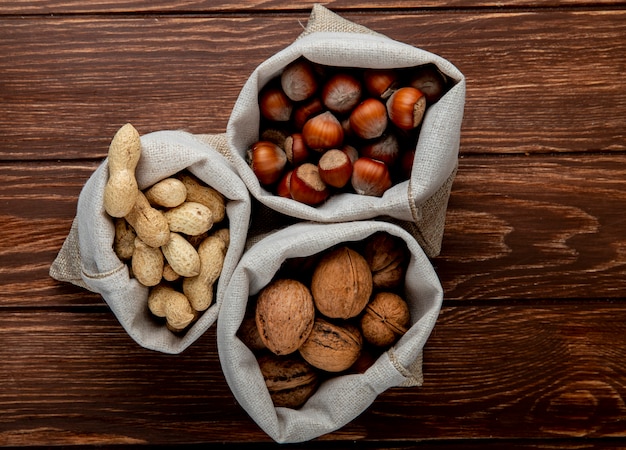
[2, 1, 626, 447]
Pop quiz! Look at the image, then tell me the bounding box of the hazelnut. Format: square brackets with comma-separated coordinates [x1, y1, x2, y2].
[359, 133, 400, 167]
[363, 231, 409, 289]
[386, 87, 426, 131]
[289, 163, 330, 206]
[311, 246, 373, 319]
[275, 170, 293, 198]
[408, 63, 447, 104]
[260, 128, 289, 148]
[318, 148, 353, 189]
[292, 96, 324, 131]
[281, 58, 318, 102]
[341, 144, 359, 164]
[255, 278, 315, 356]
[351, 157, 392, 197]
[299, 317, 363, 372]
[258, 353, 319, 409]
[259, 85, 293, 122]
[247, 141, 287, 186]
[321, 72, 362, 114]
[363, 68, 399, 99]
[302, 111, 344, 152]
[284, 133, 310, 166]
[348, 98, 388, 140]
[360, 292, 410, 347]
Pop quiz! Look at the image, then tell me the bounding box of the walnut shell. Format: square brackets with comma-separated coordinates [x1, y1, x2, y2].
[255, 278, 315, 356]
[310, 246, 373, 319]
[257, 353, 319, 409]
[298, 317, 363, 372]
[238, 310, 266, 352]
[360, 292, 410, 347]
[363, 232, 408, 289]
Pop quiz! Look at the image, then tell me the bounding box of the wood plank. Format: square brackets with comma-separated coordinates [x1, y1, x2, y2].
[437, 154, 626, 300]
[1, 302, 626, 445]
[2, 154, 626, 307]
[1, 0, 626, 14]
[1, 11, 625, 160]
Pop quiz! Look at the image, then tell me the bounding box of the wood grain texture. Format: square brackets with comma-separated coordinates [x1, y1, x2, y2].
[1, 10, 625, 160]
[3, 154, 624, 307]
[2, 0, 626, 14]
[437, 154, 626, 300]
[3, 2, 626, 448]
[1, 303, 626, 446]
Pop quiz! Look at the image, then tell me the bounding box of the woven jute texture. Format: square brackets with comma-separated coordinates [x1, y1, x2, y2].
[217, 220, 442, 443]
[222, 3, 465, 258]
[50, 130, 252, 354]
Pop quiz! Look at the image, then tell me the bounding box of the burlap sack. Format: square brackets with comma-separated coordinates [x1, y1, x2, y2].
[221, 4, 465, 257]
[49, 130, 251, 354]
[217, 220, 443, 443]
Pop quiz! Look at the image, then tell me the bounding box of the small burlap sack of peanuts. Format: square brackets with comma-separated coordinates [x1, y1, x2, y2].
[219, 4, 465, 257]
[50, 128, 251, 354]
[217, 220, 443, 443]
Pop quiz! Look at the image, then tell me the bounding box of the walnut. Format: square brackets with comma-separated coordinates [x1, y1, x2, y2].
[310, 246, 373, 319]
[363, 232, 408, 289]
[360, 292, 410, 347]
[258, 353, 319, 409]
[255, 278, 315, 356]
[298, 317, 363, 372]
[238, 309, 266, 352]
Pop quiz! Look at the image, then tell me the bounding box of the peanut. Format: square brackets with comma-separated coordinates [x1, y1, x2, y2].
[165, 291, 197, 332]
[183, 230, 229, 311]
[164, 201, 214, 236]
[177, 173, 226, 223]
[147, 283, 168, 317]
[213, 227, 231, 247]
[103, 123, 142, 218]
[131, 237, 164, 287]
[124, 191, 170, 248]
[187, 230, 210, 248]
[161, 232, 201, 277]
[144, 177, 187, 208]
[148, 283, 196, 332]
[113, 218, 136, 261]
[162, 263, 180, 282]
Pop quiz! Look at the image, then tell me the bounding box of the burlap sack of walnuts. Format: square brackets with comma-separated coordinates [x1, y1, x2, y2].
[217, 220, 443, 443]
[220, 4, 465, 257]
[49, 130, 251, 354]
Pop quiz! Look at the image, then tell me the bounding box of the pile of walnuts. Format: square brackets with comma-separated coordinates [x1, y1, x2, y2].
[247, 57, 449, 205]
[238, 231, 412, 409]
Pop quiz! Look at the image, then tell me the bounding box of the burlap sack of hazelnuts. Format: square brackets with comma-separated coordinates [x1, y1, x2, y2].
[217, 220, 443, 443]
[49, 130, 251, 354]
[217, 4, 465, 257]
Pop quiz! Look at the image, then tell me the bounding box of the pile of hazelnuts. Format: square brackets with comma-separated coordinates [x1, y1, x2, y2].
[247, 57, 449, 205]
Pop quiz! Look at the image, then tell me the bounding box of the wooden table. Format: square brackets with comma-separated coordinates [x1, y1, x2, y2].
[2, 1, 626, 447]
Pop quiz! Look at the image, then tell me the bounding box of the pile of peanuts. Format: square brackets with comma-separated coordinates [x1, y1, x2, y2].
[105, 124, 229, 333]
